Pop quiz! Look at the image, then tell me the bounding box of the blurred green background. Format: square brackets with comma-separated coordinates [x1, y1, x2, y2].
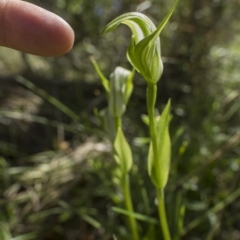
[1, 0, 240, 239]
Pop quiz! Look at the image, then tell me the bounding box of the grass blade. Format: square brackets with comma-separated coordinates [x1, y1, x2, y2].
[0, 110, 84, 132]
[112, 207, 158, 225]
[15, 75, 79, 122]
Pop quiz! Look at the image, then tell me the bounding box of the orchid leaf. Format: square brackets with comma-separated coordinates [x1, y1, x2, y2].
[148, 100, 171, 189]
[156, 100, 171, 189]
[114, 127, 133, 174]
[148, 142, 158, 187]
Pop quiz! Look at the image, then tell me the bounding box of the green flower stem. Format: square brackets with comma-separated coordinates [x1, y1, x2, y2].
[114, 116, 122, 129]
[147, 83, 158, 160]
[147, 83, 171, 240]
[121, 174, 140, 240]
[113, 116, 139, 240]
[157, 189, 171, 240]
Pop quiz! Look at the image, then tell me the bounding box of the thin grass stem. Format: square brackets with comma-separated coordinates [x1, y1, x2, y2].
[16, 75, 79, 122]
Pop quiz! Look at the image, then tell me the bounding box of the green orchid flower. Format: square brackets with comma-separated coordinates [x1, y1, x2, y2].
[91, 57, 134, 118]
[108, 66, 134, 118]
[102, 0, 179, 84]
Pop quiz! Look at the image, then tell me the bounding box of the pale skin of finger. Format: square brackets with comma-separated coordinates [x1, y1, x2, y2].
[0, 0, 74, 56]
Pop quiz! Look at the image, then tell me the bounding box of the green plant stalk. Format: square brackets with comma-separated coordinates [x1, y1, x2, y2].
[147, 82, 171, 240]
[114, 116, 139, 240]
[147, 83, 158, 162]
[121, 174, 139, 240]
[157, 189, 171, 240]
[114, 116, 122, 129]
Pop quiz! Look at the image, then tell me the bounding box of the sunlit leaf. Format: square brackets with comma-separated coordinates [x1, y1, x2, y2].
[148, 100, 171, 189]
[147, 142, 157, 186]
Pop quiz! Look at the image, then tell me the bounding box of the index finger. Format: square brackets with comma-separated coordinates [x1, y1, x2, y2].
[0, 0, 74, 56]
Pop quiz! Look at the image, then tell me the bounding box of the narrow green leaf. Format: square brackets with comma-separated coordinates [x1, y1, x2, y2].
[11, 232, 37, 240]
[148, 0, 180, 45]
[0, 110, 83, 133]
[141, 114, 149, 125]
[90, 56, 109, 92]
[15, 76, 79, 122]
[114, 127, 133, 174]
[156, 100, 171, 189]
[112, 207, 158, 225]
[81, 214, 102, 229]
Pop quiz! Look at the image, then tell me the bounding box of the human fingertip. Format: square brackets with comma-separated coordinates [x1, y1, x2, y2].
[0, 0, 75, 57]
